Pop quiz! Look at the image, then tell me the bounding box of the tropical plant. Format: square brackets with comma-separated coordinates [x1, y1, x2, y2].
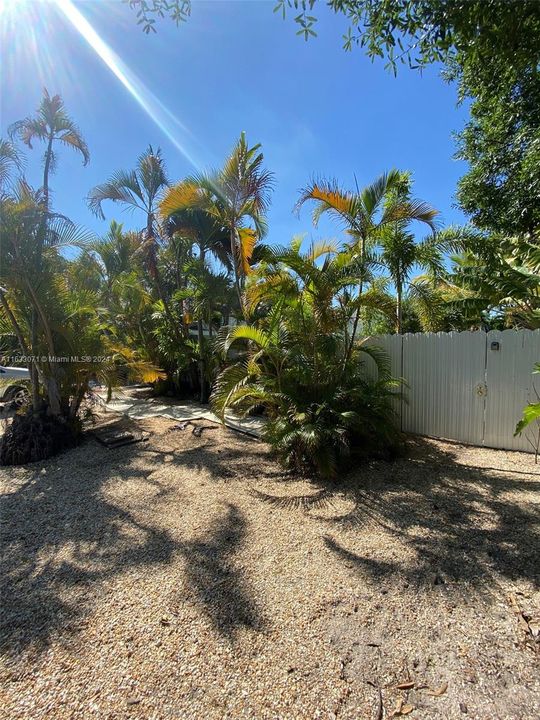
[9, 88, 90, 211]
[87, 145, 183, 342]
[161, 132, 274, 315]
[515, 363, 540, 462]
[0, 180, 164, 464]
[9, 89, 90, 408]
[374, 172, 446, 332]
[440, 229, 540, 330]
[0, 138, 24, 190]
[296, 169, 439, 339]
[212, 239, 402, 478]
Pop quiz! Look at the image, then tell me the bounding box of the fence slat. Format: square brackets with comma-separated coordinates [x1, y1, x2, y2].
[371, 329, 540, 453]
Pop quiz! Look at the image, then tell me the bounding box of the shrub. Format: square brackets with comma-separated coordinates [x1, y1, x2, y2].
[212, 241, 403, 478]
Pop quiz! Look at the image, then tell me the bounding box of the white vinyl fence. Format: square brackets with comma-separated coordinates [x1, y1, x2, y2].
[370, 329, 540, 453]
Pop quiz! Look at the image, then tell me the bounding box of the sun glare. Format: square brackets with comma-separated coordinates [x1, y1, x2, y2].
[52, 0, 203, 172]
[0, 0, 18, 15]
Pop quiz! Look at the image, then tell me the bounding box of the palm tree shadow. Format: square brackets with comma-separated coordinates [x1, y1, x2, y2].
[175, 503, 265, 638]
[0, 443, 178, 658]
[1, 433, 267, 657]
[253, 438, 540, 597]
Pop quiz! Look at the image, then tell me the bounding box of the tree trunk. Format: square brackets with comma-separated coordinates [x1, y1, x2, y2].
[343, 234, 366, 375]
[0, 289, 41, 410]
[197, 319, 206, 403]
[396, 282, 403, 334]
[29, 132, 54, 412]
[230, 225, 244, 318]
[197, 243, 207, 403]
[146, 212, 184, 343]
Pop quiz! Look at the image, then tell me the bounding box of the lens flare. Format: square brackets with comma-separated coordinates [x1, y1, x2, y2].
[55, 0, 203, 171]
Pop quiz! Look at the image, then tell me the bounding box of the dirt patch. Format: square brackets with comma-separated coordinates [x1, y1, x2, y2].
[1, 418, 539, 719]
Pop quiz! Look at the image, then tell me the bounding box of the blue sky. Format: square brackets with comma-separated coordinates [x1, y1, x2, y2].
[1, 0, 469, 247]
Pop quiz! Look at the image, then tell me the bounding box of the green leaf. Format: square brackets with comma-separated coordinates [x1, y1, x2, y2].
[515, 402, 540, 436]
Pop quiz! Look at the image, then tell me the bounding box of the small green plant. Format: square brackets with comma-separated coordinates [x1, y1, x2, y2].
[515, 363, 540, 462]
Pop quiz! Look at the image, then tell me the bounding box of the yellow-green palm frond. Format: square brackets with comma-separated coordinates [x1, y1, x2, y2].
[216, 324, 272, 355]
[245, 270, 298, 312]
[307, 239, 340, 261]
[296, 179, 360, 229]
[236, 226, 257, 274]
[160, 179, 206, 218]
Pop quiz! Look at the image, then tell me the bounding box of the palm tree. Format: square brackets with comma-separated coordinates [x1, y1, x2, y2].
[296, 170, 439, 343]
[9, 89, 89, 408]
[376, 227, 447, 332]
[0, 180, 93, 415]
[212, 239, 401, 478]
[164, 207, 231, 401]
[9, 88, 89, 212]
[371, 173, 444, 332]
[87, 146, 181, 341]
[161, 132, 274, 315]
[88, 221, 139, 302]
[0, 180, 164, 463]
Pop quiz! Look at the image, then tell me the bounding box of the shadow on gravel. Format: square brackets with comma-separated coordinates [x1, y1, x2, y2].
[176, 503, 265, 638]
[0, 443, 178, 658]
[253, 437, 540, 595]
[0, 429, 265, 656]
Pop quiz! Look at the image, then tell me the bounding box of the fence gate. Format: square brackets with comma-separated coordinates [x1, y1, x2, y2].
[373, 329, 540, 453]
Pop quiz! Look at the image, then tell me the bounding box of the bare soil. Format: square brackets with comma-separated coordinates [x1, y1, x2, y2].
[1, 416, 539, 719]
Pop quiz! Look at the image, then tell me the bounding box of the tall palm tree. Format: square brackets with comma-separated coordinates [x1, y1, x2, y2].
[164, 207, 231, 401]
[161, 132, 274, 315]
[9, 88, 89, 212]
[373, 172, 445, 332]
[87, 146, 181, 341]
[9, 89, 89, 409]
[296, 170, 439, 343]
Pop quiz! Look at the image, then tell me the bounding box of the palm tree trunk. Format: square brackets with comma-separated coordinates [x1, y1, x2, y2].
[42, 134, 53, 212]
[22, 275, 62, 415]
[0, 290, 30, 357]
[197, 319, 206, 403]
[198, 244, 207, 403]
[29, 132, 54, 412]
[146, 213, 184, 343]
[396, 282, 403, 334]
[0, 289, 42, 409]
[343, 235, 366, 374]
[230, 226, 244, 318]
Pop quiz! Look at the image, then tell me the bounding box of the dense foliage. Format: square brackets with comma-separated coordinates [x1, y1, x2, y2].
[212, 240, 404, 478]
[1, 84, 538, 469]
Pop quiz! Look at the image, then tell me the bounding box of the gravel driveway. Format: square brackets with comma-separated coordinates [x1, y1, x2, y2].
[1, 416, 539, 719]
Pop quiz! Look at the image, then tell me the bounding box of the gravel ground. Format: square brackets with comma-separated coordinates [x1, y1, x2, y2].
[1, 416, 539, 720]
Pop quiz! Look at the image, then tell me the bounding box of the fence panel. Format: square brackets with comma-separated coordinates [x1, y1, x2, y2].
[401, 331, 487, 445]
[484, 329, 540, 452]
[367, 329, 540, 452]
